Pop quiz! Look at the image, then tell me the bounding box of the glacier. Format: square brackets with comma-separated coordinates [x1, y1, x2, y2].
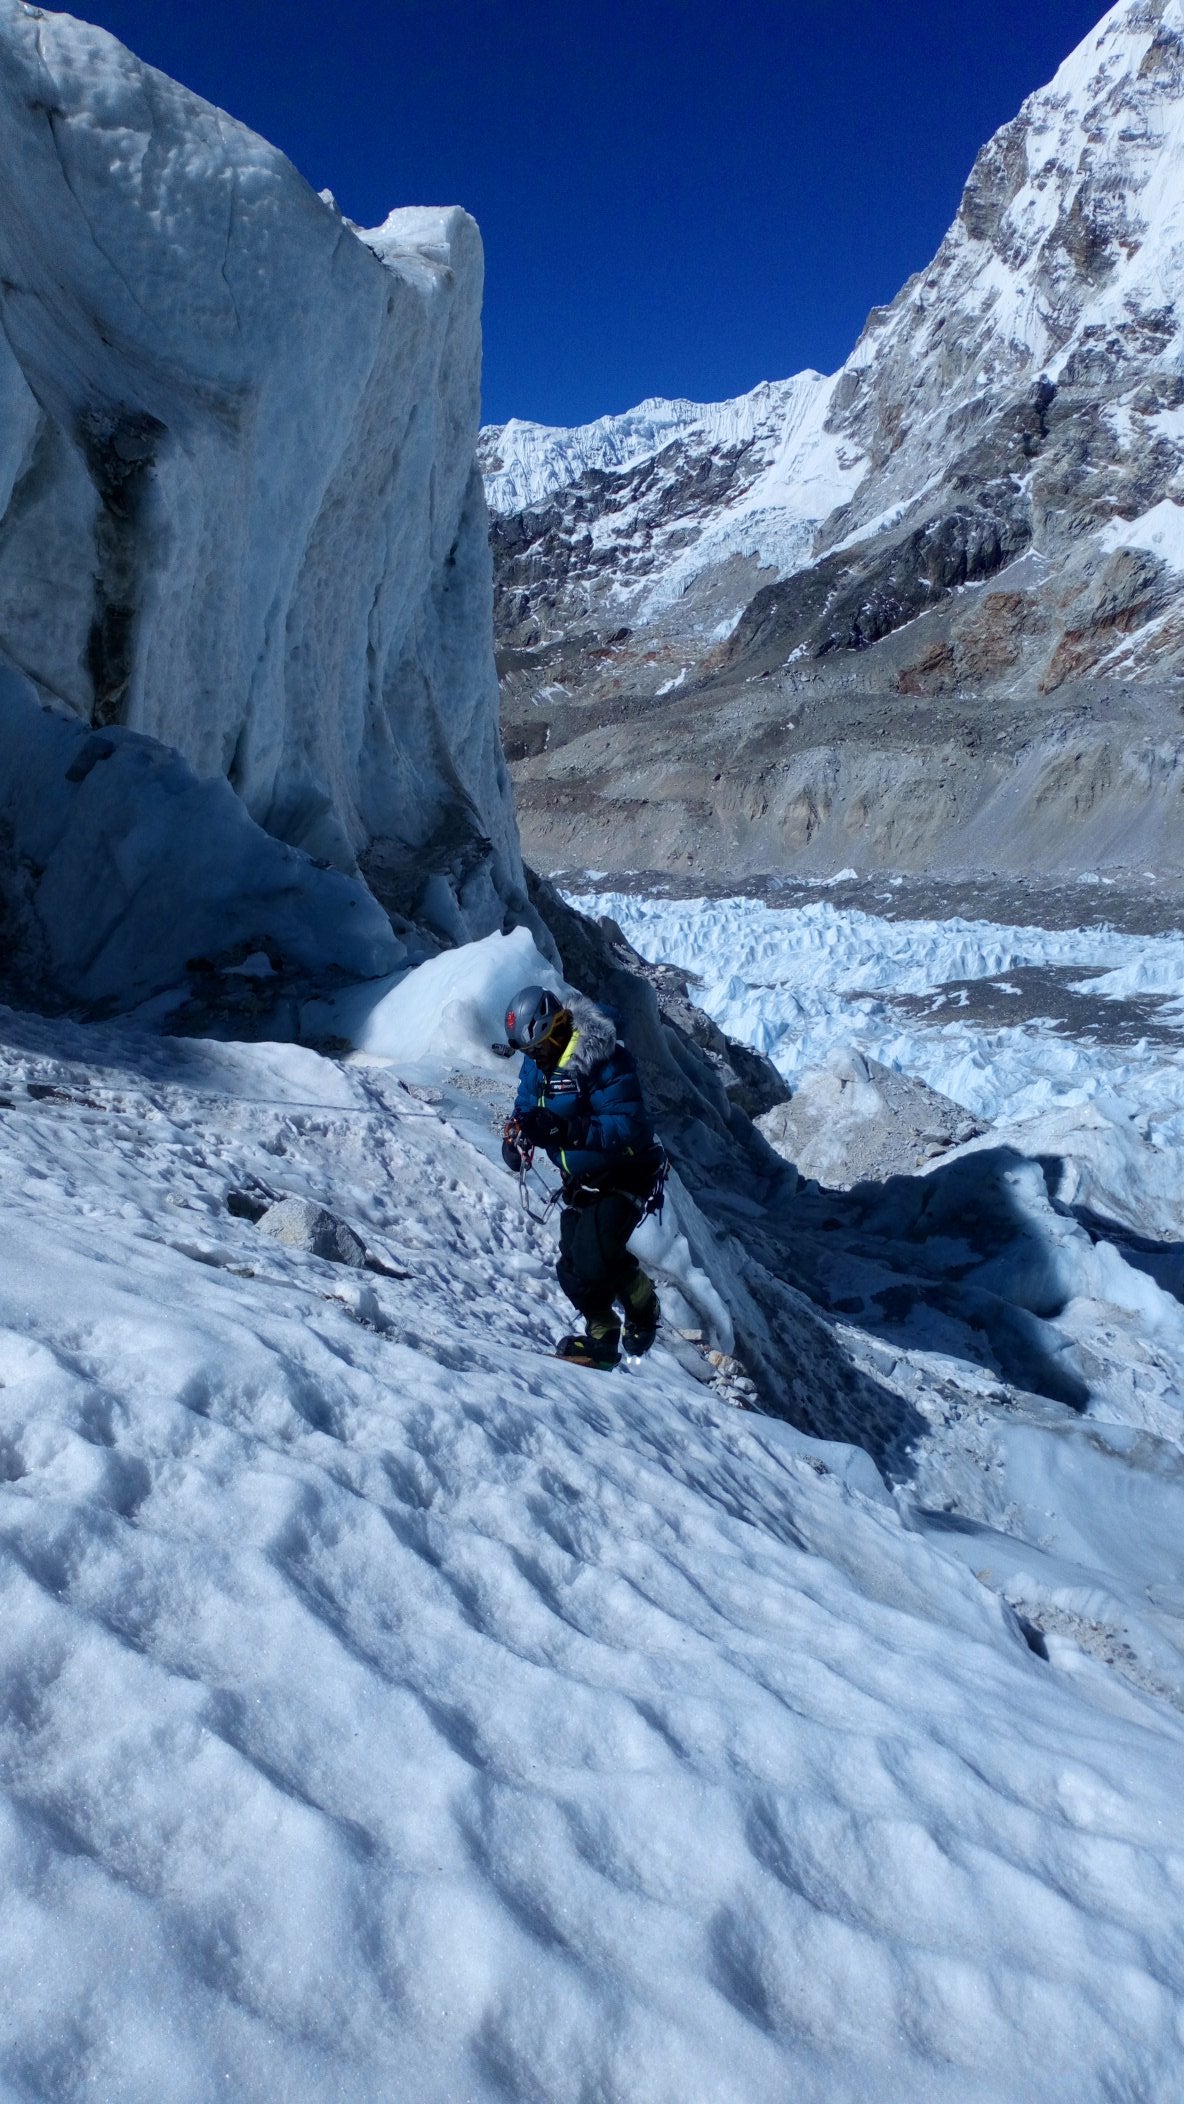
[1, 904, 1183, 2097]
[0, 3, 1182, 2093]
[571, 885, 1184, 1129]
[0, 0, 527, 1006]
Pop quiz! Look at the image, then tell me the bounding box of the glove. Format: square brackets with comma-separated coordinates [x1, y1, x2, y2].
[516, 1105, 565, 1148]
[501, 1117, 525, 1173]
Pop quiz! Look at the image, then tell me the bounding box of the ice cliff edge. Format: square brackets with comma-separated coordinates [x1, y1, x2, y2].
[0, 0, 528, 1009]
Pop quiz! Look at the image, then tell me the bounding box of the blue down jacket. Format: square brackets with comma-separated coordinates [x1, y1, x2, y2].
[514, 993, 660, 1190]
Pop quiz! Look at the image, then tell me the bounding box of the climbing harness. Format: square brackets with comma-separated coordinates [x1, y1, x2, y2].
[502, 1106, 667, 1229]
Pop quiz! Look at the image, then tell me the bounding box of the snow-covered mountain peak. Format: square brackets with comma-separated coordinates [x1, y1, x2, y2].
[829, 0, 1184, 527]
[490, 0, 1184, 878]
[481, 366, 863, 643]
[878, 0, 1184, 339]
[480, 374, 826, 517]
[490, 0, 1184, 617]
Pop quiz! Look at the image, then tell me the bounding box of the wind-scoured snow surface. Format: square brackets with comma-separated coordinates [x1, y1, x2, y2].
[0, 0, 523, 968]
[2, 923, 1183, 2097]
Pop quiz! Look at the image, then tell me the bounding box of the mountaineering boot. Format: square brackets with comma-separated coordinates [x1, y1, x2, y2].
[621, 1273, 659, 1358]
[554, 1317, 621, 1371]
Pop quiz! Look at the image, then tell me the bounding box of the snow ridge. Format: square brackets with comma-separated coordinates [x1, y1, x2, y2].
[481, 379, 814, 515]
[482, 367, 863, 637]
[486, 0, 1184, 672]
[488, 0, 1184, 562]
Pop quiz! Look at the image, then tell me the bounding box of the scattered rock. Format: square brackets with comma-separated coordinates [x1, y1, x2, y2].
[704, 1349, 760, 1409]
[255, 1196, 367, 1267]
[758, 1051, 983, 1189]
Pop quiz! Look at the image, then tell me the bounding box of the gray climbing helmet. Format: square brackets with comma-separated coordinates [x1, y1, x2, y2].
[504, 985, 567, 1053]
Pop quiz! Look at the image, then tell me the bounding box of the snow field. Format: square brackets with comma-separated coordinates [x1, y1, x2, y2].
[1, 968, 1182, 2098]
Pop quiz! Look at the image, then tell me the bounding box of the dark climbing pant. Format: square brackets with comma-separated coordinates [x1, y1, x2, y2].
[557, 1190, 646, 1324]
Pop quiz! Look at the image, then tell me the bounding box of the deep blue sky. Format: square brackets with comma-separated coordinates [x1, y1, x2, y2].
[79, 0, 1107, 427]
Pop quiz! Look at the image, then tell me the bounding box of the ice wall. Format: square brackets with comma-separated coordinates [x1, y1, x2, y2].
[0, 0, 526, 975]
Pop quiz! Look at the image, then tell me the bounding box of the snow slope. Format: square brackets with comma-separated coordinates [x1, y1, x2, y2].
[0, 0, 524, 956]
[1, 928, 1183, 2097]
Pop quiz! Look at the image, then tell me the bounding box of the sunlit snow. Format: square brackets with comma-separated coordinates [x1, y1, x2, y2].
[1, 894, 1183, 2097]
[1100, 497, 1184, 575]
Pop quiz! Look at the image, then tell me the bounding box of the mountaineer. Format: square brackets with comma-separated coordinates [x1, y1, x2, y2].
[501, 985, 665, 1369]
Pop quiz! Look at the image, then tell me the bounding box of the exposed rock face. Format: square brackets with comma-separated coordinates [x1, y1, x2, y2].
[487, 0, 1184, 880]
[0, 0, 528, 1008]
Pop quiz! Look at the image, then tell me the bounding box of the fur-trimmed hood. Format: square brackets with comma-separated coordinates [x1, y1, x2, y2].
[560, 992, 617, 1081]
[513, 990, 654, 1178]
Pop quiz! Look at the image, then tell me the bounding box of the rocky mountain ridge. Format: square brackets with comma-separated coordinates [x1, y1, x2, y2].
[485, 0, 1184, 880]
[479, 373, 858, 646]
